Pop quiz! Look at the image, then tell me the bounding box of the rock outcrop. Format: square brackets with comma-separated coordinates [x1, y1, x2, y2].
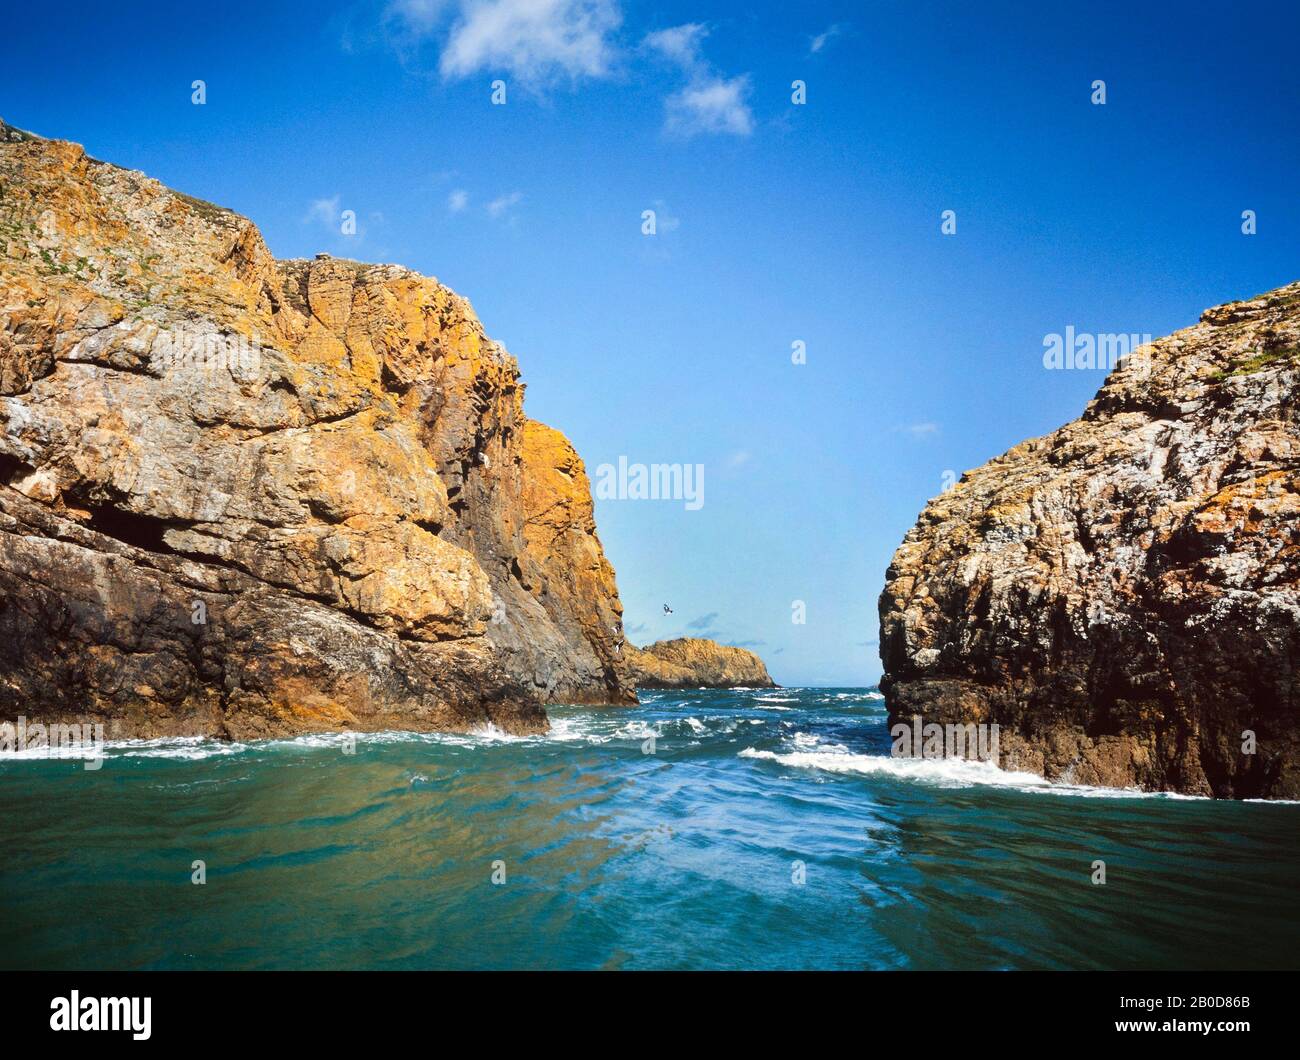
[625, 638, 776, 689]
[880, 280, 1300, 798]
[0, 119, 634, 740]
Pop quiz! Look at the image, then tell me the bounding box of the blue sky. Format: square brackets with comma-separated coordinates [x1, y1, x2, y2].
[4, 1, 1298, 685]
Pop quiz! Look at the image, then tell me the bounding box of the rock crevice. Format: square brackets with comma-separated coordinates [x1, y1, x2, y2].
[0, 120, 634, 738]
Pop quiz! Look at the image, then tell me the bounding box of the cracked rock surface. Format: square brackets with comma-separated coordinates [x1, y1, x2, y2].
[0, 120, 633, 739]
[880, 280, 1300, 798]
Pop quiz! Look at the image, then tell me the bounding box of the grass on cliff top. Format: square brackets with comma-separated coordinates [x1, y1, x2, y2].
[1210, 344, 1300, 381]
[171, 189, 236, 223]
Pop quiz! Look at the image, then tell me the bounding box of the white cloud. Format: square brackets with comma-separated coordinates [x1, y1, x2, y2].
[486, 190, 524, 217]
[387, 0, 453, 34]
[664, 75, 754, 138]
[643, 22, 707, 72]
[304, 195, 341, 227]
[646, 22, 754, 138]
[725, 449, 751, 468]
[447, 188, 469, 212]
[437, 0, 622, 85]
[903, 422, 940, 439]
[809, 23, 844, 55]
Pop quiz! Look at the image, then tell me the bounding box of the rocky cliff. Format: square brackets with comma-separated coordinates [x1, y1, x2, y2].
[625, 638, 776, 689]
[880, 281, 1300, 798]
[0, 119, 634, 740]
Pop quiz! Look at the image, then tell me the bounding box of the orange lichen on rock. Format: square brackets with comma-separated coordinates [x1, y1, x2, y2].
[0, 118, 634, 738]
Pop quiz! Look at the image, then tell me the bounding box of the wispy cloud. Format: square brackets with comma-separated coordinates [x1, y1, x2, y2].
[384, 0, 622, 88]
[808, 23, 845, 55]
[665, 76, 754, 138]
[687, 611, 719, 630]
[303, 195, 342, 227]
[486, 190, 524, 218]
[644, 22, 707, 71]
[378, 4, 752, 133]
[387, 0, 451, 35]
[447, 188, 469, 213]
[729, 639, 765, 648]
[303, 195, 378, 242]
[645, 23, 754, 138]
[901, 422, 939, 439]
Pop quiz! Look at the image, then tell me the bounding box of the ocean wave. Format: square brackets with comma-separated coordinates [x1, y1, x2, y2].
[748, 696, 797, 709]
[609, 719, 658, 741]
[0, 709, 740, 764]
[0, 722, 583, 764]
[736, 744, 1233, 801]
[0, 735, 252, 762]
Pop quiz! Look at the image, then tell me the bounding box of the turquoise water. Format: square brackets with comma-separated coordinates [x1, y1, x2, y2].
[2, 687, 1297, 970]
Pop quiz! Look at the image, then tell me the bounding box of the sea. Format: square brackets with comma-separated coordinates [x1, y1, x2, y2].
[2, 687, 1297, 969]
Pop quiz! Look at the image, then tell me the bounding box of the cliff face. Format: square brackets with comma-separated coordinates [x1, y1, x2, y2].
[625, 638, 776, 689]
[517, 420, 634, 704]
[0, 120, 633, 739]
[880, 281, 1300, 798]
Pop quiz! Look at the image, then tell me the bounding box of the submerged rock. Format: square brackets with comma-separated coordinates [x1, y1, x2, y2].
[0, 119, 634, 740]
[625, 638, 776, 689]
[880, 280, 1300, 798]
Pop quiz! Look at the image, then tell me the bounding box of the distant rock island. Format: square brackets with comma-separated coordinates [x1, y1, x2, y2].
[0, 119, 655, 739]
[625, 638, 776, 689]
[880, 281, 1299, 798]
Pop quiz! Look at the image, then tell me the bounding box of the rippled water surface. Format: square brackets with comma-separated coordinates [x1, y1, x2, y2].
[2, 688, 1297, 969]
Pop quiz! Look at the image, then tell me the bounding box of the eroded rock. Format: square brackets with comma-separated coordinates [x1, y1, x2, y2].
[625, 638, 776, 689]
[879, 281, 1300, 798]
[0, 119, 634, 738]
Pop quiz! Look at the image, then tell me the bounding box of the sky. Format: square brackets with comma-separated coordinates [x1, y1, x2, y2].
[3, 1, 1298, 685]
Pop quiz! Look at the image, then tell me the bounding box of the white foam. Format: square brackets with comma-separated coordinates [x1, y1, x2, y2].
[749, 695, 797, 709]
[545, 716, 608, 743]
[737, 744, 1235, 801]
[117, 738, 250, 759]
[0, 745, 103, 762]
[0, 723, 566, 763]
[790, 731, 842, 752]
[610, 720, 659, 741]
